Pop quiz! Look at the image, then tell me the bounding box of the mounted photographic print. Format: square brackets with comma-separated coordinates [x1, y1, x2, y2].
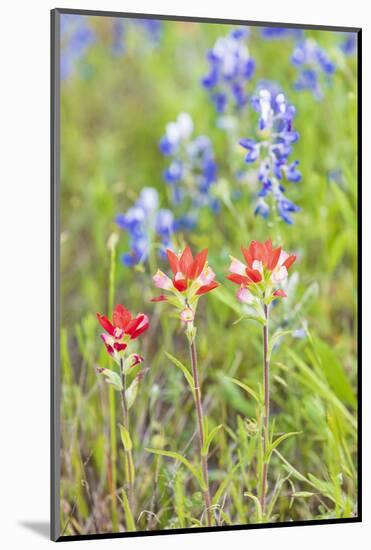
[51, 8, 361, 542]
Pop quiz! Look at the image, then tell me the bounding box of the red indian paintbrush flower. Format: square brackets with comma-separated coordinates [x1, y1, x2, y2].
[152, 245, 217, 525]
[97, 304, 149, 363]
[227, 239, 296, 304]
[228, 240, 297, 515]
[151, 245, 219, 322]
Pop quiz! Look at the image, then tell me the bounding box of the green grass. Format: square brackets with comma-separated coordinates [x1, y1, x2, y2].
[59, 17, 358, 535]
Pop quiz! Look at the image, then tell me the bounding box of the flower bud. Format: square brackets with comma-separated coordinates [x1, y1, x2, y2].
[180, 307, 194, 323]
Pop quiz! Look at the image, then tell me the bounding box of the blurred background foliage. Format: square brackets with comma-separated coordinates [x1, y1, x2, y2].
[59, 13, 358, 535]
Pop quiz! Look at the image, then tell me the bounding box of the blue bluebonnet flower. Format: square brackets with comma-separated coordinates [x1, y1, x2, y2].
[327, 169, 343, 183]
[159, 113, 219, 217]
[201, 28, 255, 114]
[112, 19, 125, 55]
[239, 83, 301, 224]
[260, 27, 303, 40]
[116, 187, 175, 266]
[291, 39, 336, 100]
[159, 112, 194, 157]
[133, 18, 162, 45]
[111, 17, 162, 55]
[60, 15, 96, 80]
[339, 32, 357, 56]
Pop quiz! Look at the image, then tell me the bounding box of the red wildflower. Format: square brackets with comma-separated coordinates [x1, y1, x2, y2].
[152, 245, 219, 301]
[97, 304, 149, 360]
[228, 239, 296, 302]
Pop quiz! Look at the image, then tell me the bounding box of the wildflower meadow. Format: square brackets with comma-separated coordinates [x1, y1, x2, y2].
[58, 13, 358, 536]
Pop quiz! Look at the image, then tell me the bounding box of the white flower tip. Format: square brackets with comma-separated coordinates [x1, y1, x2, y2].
[252, 259, 263, 273]
[237, 286, 254, 304]
[107, 232, 119, 251]
[260, 89, 271, 101]
[153, 270, 172, 290]
[271, 266, 288, 283]
[229, 257, 247, 275]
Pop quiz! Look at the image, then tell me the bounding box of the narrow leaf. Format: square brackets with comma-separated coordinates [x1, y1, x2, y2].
[165, 352, 195, 397]
[225, 377, 260, 404]
[233, 315, 266, 327]
[212, 463, 240, 506]
[119, 424, 133, 451]
[244, 492, 263, 522]
[287, 349, 357, 429]
[97, 367, 123, 391]
[120, 489, 136, 531]
[264, 432, 300, 462]
[125, 379, 139, 409]
[145, 448, 206, 490]
[314, 338, 356, 408]
[201, 424, 223, 457]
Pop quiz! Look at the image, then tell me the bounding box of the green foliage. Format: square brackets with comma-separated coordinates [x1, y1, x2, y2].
[146, 448, 206, 491]
[165, 352, 195, 398]
[97, 367, 123, 391]
[120, 489, 136, 532]
[119, 425, 133, 452]
[202, 424, 223, 457]
[264, 432, 301, 463]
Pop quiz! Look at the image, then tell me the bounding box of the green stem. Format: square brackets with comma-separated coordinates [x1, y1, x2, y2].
[188, 328, 212, 527]
[260, 304, 270, 517]
[108, 388, 118, 531]
[119, 359, 135, 514]
[108, 237, 118, 531]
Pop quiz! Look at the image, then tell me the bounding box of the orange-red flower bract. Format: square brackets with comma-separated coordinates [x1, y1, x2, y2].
[97, 304, 149, 358]
[227, 239, 296, 303]
[152, 245, 219, 302]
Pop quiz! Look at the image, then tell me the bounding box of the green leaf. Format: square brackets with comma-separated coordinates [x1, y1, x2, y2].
[244, 492, 263, 522]
[264, 295, 277, 306]
[120, 489, 136, 531]
[203, 416, 209, 440]
[218, 509, 233, 525]
[212, 463, 240, 506]
[165, 352, 195, 397]
[119, 424, 132, 451]
[274, 449, 313, 485]
[264, 432, 300, 462]
[287, 349, 357, 429]
[307, 473, 339, 505]
[314, 338, 356, 408]
[97, 367, 123, 391]
[292, 491, 315, 498]
[225, 377, 261, 404]
[201, 424, 223, 457]
[125, 379, 139, 409]
[220, 375, 251, 416]
[233, 315, 266, 327]
[330, 181, 356, 230]
[166, 296, 184, 308]
[145, 448, 206, 490]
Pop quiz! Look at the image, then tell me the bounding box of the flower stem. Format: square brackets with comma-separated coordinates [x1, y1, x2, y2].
[108, 239, 119, 531]
[119, 359, 135, 514]
[188, 329, 212, 527]
[108, 388, 118, 531]
[260, 304, 270, 517]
